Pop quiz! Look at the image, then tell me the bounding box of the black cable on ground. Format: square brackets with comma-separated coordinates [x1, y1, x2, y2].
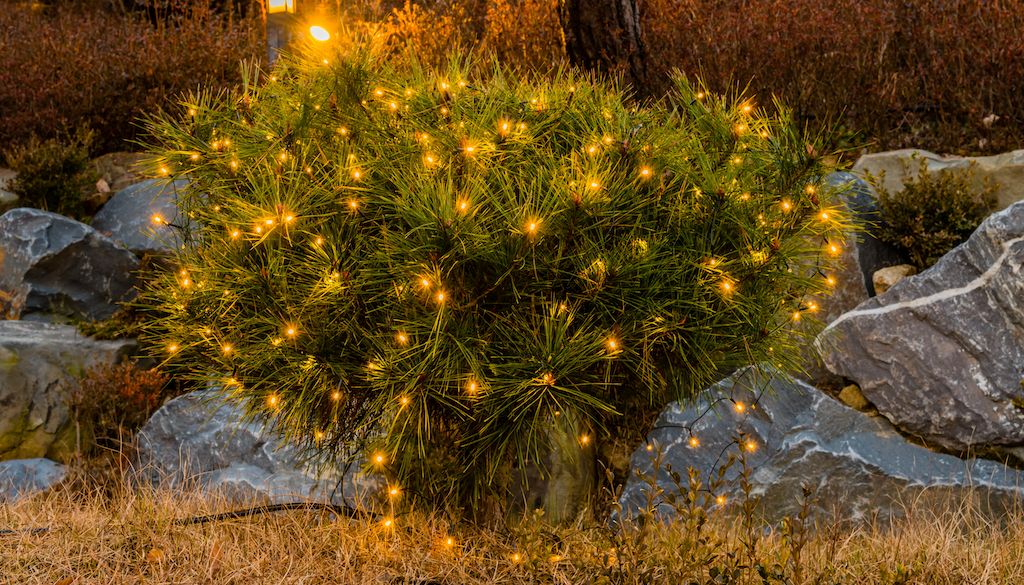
[0, 500, 373, 536]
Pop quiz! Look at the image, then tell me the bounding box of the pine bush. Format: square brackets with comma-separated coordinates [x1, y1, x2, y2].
[139, 41, 851, 508]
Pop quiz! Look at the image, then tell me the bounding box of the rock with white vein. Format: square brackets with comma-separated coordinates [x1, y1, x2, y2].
[818, 200, 1024, 459]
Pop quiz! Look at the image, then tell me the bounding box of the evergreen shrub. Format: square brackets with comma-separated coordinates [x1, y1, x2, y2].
[870, 157, 997, 270]
[140, 42, 851, 508]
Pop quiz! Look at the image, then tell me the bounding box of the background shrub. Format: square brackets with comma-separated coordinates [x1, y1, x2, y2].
[870, 157, 998, 270]
[0, 2, 262, 159]
[3, 128, 96, 218]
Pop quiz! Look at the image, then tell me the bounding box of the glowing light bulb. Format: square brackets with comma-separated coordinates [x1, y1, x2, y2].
[167, 343, 179, 354]
[267, 394, 280, 408]
[828, 243, 841, 256]
[382, 518, 394, 529]
[151, 214, 166, 225]
[396, 332, 409, 345]
[645, 443, 653, 452]
[331, 390, 342, 401]
[688, 436, 700, 448]
[498, 120, 510, 135]
[351, 169, 362, 180]
[221, 343, 233, 355]
[541, 372, 556, 386]
[734, 401, 746, 413]
[457, 199, 469, 213]
[435, 290, 446, 303]
[607, 338, 619, 352]
[284, 214, 295, 223]
[309, 25, 330, 41]
[745, 438, 758, 452]
[314, 430, 325, 441]
[587, 144, 599, 155]
[588, 180, 601, 190]
[805, 184, 817, 195]
[716, 494, 727, 506]
[424, 153, 436, 166]
[639, 166, 652, 179]
[580, 434, 591, 446]
[526, 220, 539, 234]
[388, 486, 401, 498]
[792, 311, 802, 322]
[348, 199, 359, 210]
[720, 279, 734, 294]
[819, 210, 830, 221]
[466, 379, 478, 395]
[781, 200, 792, 212]
[826, 275, 837, 286]
[511, 553, 523, 563]
[285, 325, 298, 338]
[445, 537, 455, 547]
[373, 452, 386, 466]
[399, 395, 410, 407]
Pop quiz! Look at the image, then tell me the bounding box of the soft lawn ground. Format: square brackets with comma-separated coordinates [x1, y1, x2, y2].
[4, 465, 1024, 585]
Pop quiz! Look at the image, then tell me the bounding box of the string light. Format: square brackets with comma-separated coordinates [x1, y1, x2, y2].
[525, 220, 539, 235]
[399, 395, 411, 407]
[825, 274, 837, 286]
[606, 337, 620, 353]
[744, 438, 758, 452]
[733, 401, 746, 413]
[639, 166, 652, 179]
[498, 120, 510, 135]
[221, 343, 233, 355]
[151, 213, 166, 225]
[444, 537, 455, 548]
[828, 243, 841, 256]
[435, 290, 446, 304]
[688, 436, 700, 448]
[716, 494, 727, 506]
[372, 452, 387, 466]
[819, 210, 830, 221]
[388, 485, 401, 498]
[167, 343, 179, 354]
[351, 169, 363, 180]
[331, 390, 342, 402]
[580, 434, 591, 446]
[382, 517, 394, 529]
[456, 199, 469, 213]
[792, 310, 802, 322]
[396, 332, 409, 345]
[284, 324, 298, 338]
[588, 180, 601, 190]
[780, 200, 792, 212]
[267, 394, 280, 408]
[541, 372, 556, 386]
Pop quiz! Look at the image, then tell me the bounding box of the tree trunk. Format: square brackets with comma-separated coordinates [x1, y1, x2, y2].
[558, 0, 650, 95]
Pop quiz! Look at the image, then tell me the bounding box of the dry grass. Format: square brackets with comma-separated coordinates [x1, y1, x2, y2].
[4, 468, 1024, 584]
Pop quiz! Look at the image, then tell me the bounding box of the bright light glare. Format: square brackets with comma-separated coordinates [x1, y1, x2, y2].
[309, 25, 331, 42]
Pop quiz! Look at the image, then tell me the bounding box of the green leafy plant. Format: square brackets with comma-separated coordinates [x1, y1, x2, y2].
[870, 156, 998, 270]
[139, 41, 850, 512]
[3, 127, 96, 218]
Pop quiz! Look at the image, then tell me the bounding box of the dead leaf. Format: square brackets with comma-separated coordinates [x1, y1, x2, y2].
[145, 547, 165, 563]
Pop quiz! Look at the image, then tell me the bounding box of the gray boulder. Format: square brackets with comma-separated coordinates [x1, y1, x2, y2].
[136, 390, 382, 508]
[0, 208, 140, 320]
[853, 148, 1024, 211]
[92, 179, 187, 255]
[0, 458, 66, 502]
[620, 368, 1024, 525]
[0, 321, 137, 461]
[818, 200, 1024, 458]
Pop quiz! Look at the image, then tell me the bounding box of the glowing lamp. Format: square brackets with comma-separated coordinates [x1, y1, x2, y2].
[267, 0, 296, 14]
[309, 25, 330, 41]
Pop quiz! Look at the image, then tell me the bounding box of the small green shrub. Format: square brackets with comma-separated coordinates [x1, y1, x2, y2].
[3, 128, 96, 218]
[871, 157, 998, 270]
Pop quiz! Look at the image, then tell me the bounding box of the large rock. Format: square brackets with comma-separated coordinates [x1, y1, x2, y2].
[818, 201, 1024, 458]
[136, 390, 382, 508]
[619, 368, 1024, 525]
[853, 148, 1024, 210]
[0, 208, 140, 320]
[0, 458, 66, 502]
[0, 321, 137, 461]
[92, 179, 186, 255]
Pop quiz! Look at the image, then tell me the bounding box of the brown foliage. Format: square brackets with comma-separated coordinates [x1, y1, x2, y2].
[69, 361, 173, 451]
[0, 2, 263, 157]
